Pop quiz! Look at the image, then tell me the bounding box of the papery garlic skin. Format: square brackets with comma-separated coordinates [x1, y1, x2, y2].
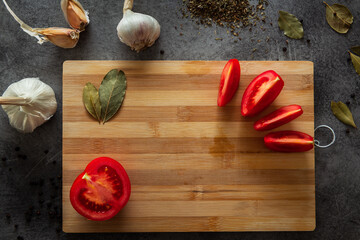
[117, 10, 161, 52]
[61, 0, 89, 31]
[35, 27, 80, 48]
[2, 78, 57, 133]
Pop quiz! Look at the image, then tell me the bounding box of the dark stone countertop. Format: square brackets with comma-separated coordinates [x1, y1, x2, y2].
[1, 0, 360, 239]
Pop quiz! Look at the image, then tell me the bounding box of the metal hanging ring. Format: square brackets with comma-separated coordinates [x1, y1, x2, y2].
[314, 125, 336, 148]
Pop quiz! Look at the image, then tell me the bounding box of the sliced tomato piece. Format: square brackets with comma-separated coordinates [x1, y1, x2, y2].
[70, 157, 131, 221]
[241, 70, 284, 117]
[217, 59, 241, 107]
[254, 104, 303, 131]
[264, 131, 314, 152]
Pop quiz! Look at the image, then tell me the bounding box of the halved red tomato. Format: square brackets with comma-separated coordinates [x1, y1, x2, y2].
[254, 104, 303, 131]
[70, 157, 131, 221]
[241, 70, 284, 117]
[217, 59, 241, 107]
[264, 131, 314, 152]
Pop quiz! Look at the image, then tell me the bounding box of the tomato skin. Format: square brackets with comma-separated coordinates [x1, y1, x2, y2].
[254, 105, 303, 131]
[264, 131, 314, 152]
[241, 70, 284, 117]
[70, 157, 131, 221]
[217, 59, 241, 107]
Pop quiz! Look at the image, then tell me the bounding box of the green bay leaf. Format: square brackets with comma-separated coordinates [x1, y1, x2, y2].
[331, 101, 356, 128]
[83, 82, 101, 122]
[324, 2, 353, 34]
[349, 52, 360, 75]
[99, 69, 127, 124]
[278, 10, 304, 39]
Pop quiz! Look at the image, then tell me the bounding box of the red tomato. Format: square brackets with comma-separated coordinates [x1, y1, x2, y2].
[217, 59, 241, 107]
[264, 131, 314, 152]
[254, 105, 303, 131]
[70, 157, 131, 221]
[241, 70, 284, 117]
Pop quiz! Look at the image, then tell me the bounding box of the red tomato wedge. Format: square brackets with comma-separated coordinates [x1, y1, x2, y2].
[241, 70, 284, 117]
[70, 157, 131, 221]
[254, 105, 303, 131]
[217, 59, 241, 107]
[264, 131, 314, 152]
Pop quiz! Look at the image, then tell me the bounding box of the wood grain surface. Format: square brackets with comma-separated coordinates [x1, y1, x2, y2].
[62, 61, 315, 232]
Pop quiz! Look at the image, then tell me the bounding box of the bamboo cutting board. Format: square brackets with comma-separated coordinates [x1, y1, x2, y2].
[62, 61, 315, 232]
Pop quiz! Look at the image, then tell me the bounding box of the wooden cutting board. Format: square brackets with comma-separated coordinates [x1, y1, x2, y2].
[62, 61, 315, 232]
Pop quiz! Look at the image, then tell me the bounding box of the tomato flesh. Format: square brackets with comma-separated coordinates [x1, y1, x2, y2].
[264, 131, 314, 152]
[254, 105, 303, 131]
[217, 59, 241, 107]
[70, 157, 131, 221]
[241, 70, 284, 117]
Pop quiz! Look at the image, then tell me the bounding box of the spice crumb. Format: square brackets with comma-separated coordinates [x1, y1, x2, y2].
[285, 40, 289, 44]
[307, 39, 311, 43]
[52, 160, 56, 165]
[350, 93, 355, 99]
[14, 224, 18, 229]
[15, 147, 20, 151]
[44, 150, 49, 154]
[179, 33, 183, 36]
[346, 101, 350, 105]
[346, 129, 350, 134]
[282, 47, 287, 52]
[17, 236, 24, 240]
[2, 157, 6, 161]
[160, 50, 164, 55]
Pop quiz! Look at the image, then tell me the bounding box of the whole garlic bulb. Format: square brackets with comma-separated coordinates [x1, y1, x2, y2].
[1, 78, 57, 133]
[117, 0, 161, 52]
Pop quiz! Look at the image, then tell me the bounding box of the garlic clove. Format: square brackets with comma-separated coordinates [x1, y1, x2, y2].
[34, 27, 80, 48]
[117, 10, 161, 52]
[1, 78, 57, 133]
[61, 0, 89, 31]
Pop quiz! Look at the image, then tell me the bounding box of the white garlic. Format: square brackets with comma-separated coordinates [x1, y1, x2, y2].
[117, 0, 161, 52]
[0, 78, 57, 133]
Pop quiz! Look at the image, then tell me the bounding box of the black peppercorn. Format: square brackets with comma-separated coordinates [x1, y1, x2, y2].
[346, 101, 350, 105]
[283, 47, 287, 52]
[346, 129, 350, 134]
[160, 50, 164, 55]
[15, 147, 20, 151]
[17, 236, 24, 240]
[44, 150, 49, 154]
[351, 93, 355, 99]
[2, 157, 6, 161]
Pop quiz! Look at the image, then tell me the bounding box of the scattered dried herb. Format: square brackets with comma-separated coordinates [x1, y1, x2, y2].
[349, 49, 360, 75]
[331, 101, 356, 128]
[278, 10, 304, 39]
[324, 2, 353, 34]
[99, 69, 127, 124]
[83, 82, 101, 122]
[181, 0, 268, 36]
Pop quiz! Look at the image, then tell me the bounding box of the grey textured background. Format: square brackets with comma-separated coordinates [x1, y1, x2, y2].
[0, 0, 360, 239]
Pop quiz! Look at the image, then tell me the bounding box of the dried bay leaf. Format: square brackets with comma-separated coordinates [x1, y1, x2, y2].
[83, 82, 101, 122]
[99, 69, 127, 124]
[324, 2, 353, 34]
[350, 46, 360, 56]
[331, 101, 356, 128]
[278, 10, 304, 39]
[349, 51, 360, 75]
